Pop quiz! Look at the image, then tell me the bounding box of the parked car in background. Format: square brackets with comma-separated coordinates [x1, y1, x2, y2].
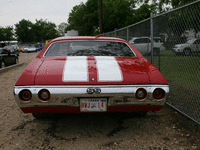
[23, 46, 37, 53]
[129, 37, 166, 56]
[172, 38, 200, 56]
[3, 45, 16, 53]
[153, 37, 163, 43]
[3, 45, 19, 56]
[12, 44, 19, 51]
[37, 47, 44, 51]
[14, 36, 169, 119]
[19, 46, 25, 52]
[0, 48, 19, 68]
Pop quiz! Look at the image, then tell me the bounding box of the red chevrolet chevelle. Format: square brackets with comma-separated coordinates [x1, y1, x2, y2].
[14, 36, 169, 118]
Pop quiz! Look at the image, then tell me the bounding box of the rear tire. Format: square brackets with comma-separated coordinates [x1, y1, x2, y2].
[32, 113, 57, 119]
[183, 48, 191, 56]
[15, 58, 19, 64]
[134, 111, 148, 117]
[0, 61, 5, 68]
[32, 113, 49, 119]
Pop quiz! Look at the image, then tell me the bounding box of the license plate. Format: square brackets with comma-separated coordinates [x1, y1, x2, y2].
[80, 98, 107, 112]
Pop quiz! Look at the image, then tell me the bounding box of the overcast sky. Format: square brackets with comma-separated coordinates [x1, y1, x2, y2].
[0, 0, 88, 27]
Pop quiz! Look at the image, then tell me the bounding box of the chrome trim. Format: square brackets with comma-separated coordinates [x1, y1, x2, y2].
[87, 87, 101, 94]
[14, 85, 169, 94]
[14, 84, 169, 108]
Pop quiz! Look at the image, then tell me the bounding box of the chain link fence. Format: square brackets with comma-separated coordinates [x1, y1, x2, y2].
[100, 1, 200, 125]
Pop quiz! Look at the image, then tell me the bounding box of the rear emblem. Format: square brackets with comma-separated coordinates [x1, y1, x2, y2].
[87, 88, 101, 94]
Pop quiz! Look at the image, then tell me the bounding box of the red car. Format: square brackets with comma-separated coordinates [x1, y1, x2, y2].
[14, 36, 169, 118]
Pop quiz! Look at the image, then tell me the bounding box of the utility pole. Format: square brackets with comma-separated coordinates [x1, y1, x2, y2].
[99, 0, 103, 34]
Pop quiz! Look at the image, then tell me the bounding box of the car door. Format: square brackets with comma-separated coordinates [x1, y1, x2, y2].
[133, 38, 149, 55]
[2, 49, 15, 66]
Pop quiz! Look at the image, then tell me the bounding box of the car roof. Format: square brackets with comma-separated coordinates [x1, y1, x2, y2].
[51, 36, 126, 43]
[131, 37, 161, 39]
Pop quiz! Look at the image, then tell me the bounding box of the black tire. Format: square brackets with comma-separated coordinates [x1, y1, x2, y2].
[0, 61, 5, 68]
[32, 113, 56, 119]
[15, 58, 19, 64]
[134, 111, 148, 117]
[183, 48, 191, 56]
[175, 52, 181, 56]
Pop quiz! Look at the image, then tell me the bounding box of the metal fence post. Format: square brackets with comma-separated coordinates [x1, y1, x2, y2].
[127, 27, 129, 41]
[150, 13, 154, 64]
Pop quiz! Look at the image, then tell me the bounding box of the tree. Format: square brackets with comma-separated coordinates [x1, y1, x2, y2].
[15, 19, 33, 42]
[67, 0, 139, 35]
[136, 0, 197, 12]
[66, 0, 160, 35]
[15, 19, 59, 42]
[66, 2, 97, 35]
[66, 0, 100, 35]
[33, 19, 60, 41]
[0, 26, 14, 41]
[58, 23, 68, 36]
[102, 0, 136, 32]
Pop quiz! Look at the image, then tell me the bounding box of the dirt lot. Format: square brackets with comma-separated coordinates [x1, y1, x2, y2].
[0, 52, 200, 150]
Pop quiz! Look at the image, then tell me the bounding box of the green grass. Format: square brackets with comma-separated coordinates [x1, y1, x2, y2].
[145, 50, 200, 92]
[145, 50, 200, 123]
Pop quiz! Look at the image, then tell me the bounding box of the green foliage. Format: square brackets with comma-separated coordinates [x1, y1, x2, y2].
[15, 19, 33, 42]
[15, 19, 60, 42]
[66, 1, 99, 35]
[156, 2, 200, 39]
[0, 26, 14, 41]
[136, 0, 197, 12]
[58, 23, 68, 36]
[66, 0, 160, 35]
[102, 0, 135, 33]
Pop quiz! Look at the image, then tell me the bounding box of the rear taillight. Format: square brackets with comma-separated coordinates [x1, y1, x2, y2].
[38, 89, 50, 101]
[135, 88, 147, 100]
[19, 89, 32, 101]
[153, 88, 165, 100]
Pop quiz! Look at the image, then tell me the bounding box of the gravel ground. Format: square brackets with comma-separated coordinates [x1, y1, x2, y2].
[0, 52, 199, 150]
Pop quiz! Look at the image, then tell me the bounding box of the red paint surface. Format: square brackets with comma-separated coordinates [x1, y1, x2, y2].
[33, 56, 151, 85]
[15, 36, 168, 86]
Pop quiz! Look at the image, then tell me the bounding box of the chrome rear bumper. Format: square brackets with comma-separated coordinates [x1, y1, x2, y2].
[14, 85, 169, 108]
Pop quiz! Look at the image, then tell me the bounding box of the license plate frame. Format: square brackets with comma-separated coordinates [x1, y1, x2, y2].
[80, 98, 107, 112]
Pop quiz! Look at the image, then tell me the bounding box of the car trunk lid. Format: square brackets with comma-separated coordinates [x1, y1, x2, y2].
[34, 56, 150, 85]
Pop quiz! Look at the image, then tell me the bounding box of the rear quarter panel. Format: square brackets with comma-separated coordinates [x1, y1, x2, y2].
[15, 58, 44, 86]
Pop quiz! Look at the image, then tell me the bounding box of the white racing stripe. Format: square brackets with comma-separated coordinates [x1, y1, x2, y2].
[95, 56, 123, 81]
[63, 56, 88, 82]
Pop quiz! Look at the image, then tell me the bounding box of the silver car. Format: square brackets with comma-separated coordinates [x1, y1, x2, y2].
[23, 46, 37, 53]
[172, 38, 200, 56]
[129, 37, 165, 56]
[3, 45, 16, 53]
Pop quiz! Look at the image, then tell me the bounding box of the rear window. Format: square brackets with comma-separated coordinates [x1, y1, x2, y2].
[44, 41, 135, 57]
